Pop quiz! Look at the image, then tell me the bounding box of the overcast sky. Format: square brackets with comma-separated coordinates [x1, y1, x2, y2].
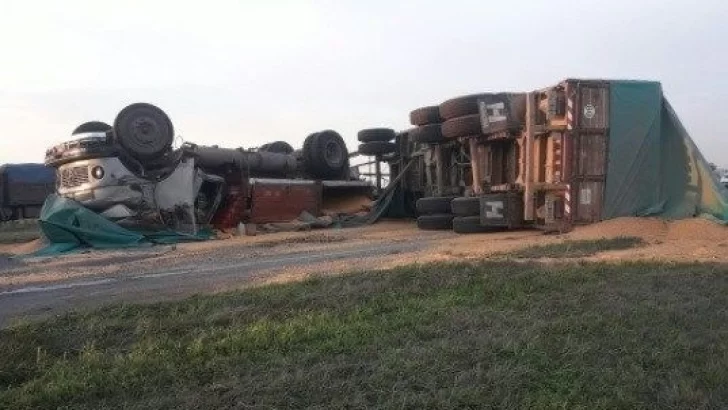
[1, 0, 727, 166]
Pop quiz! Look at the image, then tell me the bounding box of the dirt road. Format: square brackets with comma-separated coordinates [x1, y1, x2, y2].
[1, 218, 726, 326]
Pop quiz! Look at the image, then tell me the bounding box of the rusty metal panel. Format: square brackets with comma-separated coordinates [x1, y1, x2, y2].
[574, 180, 604, 223]
[506, 140, 519, 184]
[249, 180, 321, 224]
[575, 133, 607, 177]
[575, 82, 609, 130]
[211, 185, 247, 230]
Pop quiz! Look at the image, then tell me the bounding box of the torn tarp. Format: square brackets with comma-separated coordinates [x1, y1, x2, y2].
[35, 194, 211, 255]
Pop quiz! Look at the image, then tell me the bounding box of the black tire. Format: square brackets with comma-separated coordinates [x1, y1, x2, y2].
[302, 132, 318, 176]
[451, 197, 480, 217]
[441, 114, 482, 139]
[113, 103, 174, 160]
[416, 196, 456, 215]
[303, 130, 349, 179]
[260, 141, 294, 154]
[409, 124, 445, 144]
[439, 93, 494, 120]
[72, 121, 112, 135]
[358, 128, 396, 143]
[358, 141, 397, 156]
[409, 106, 441, 126]
[453, 216, 494, 234]
[417, 214, 454, 230]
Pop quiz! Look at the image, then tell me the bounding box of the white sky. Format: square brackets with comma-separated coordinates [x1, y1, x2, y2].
[1, 0, 727, 165]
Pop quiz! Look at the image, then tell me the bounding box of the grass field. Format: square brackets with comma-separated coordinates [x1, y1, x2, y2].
[2, 260, 728, 409]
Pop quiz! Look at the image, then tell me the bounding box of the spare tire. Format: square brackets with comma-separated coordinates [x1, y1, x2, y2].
[416, 196, 456, 215]
[409, 124, 445, 144]
[259, 141, 294, 154]
[358, 128, 396, 143]
[113, 103, 174, 160]
[442, 114, 482, 139]
[451, 197, 480, 217]
[417, 214, 454, 230]
[72, 121, 112, 135]
[439, 93, 494, 120]
[303, 130, 349, 179]
[358, 141, 397, 156]
[409, 106, 442, 126]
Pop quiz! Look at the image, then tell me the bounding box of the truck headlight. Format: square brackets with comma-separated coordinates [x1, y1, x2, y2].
[91, 166, 105, 180]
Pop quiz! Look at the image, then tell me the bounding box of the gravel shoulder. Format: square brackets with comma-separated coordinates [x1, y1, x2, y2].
[1, 217, 727, 326]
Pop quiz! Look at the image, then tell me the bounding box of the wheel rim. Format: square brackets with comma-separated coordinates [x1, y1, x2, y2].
[129, 116, 160, 148]
[114, 103, 174, 158]
[324, 140, 344, 168]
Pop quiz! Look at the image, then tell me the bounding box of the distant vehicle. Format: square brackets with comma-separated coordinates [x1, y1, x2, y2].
[0, 163, 56, 221]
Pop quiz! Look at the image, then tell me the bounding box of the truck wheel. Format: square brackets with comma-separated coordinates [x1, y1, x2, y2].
[260, 141, 294, 154]
[451, 197, 480, 216]
[358, 141, 397, 156]
[303, 130, 349, 179]
[417, 214, 454, 230]
[452, 216, 494, 234]
[72, 121, 112, 135]
[358, 128, 396, 143]
[416, 196, 455, 215]
[113, 103, 174, 160]
[409, 106, 442, 126]
[409, 124, 445, 144]
[439, 93, 494, 120]
[442, 114, 482, 139]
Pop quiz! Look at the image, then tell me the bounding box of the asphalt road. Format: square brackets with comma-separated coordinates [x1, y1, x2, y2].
[0, 240, 425, 327]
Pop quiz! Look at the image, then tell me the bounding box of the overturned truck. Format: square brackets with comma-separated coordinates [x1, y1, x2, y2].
[44, 103, 370, 238]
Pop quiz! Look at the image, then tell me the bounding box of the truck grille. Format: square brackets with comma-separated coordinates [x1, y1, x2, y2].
[60, 166, 89, 188]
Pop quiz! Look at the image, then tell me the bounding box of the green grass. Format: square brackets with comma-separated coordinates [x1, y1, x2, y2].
[2, 260, 728, 409]
[506, 236, 645, 259]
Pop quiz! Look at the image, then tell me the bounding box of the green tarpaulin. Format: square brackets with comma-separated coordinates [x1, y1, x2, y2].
[604, 81, 728, 222]
[36, 194, 210, 255]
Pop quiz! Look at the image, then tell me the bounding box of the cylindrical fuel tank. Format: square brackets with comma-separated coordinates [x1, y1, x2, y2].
[185, 145, 299, 175]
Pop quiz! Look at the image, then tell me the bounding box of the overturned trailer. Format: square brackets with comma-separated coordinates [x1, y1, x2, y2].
[401, 79, 728, 233]
[44, 103, 371, 243]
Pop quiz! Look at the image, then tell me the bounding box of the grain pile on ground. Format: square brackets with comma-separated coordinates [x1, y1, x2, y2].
[321, 193, 372, 215]
[567, 217, 728, 243]
[564, 217, 728, 263]
[2, 217, 727, 292]
[667, 218, 728, 241]
[4, 238, 46, 255]
[567, 217, 669, 241]
[421, 217, 728, 264]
